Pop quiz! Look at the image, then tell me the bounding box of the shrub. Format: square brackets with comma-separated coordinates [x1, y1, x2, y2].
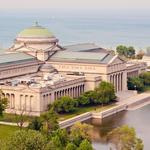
[95, 81, 116, 104]
[127, 77, 144, 92]
[28, 117, 42, 131]
[53, 96, 77, 113]
[139, 72, 150, 86]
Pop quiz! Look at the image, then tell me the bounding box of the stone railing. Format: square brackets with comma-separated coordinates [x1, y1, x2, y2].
[59, 104, 127, 129]
[59, 112, 92, 129]
[92, 104, 127, 119]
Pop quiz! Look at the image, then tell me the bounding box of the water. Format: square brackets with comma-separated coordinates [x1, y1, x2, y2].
[88, 104, 150, 150]
[0, 13, 150, 50]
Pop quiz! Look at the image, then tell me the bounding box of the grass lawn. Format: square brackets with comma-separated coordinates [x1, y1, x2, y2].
[0, 113, 34, 123]
[0, 104, 116, 122]
[0, 125, 19, 140]
[58, 104, 116, 121]
[144, 86, 150, 92]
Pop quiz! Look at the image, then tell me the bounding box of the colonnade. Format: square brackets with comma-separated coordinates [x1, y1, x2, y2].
[54, 84, 85, 100]
[110, 72, 123, 92]
[42, 94, 52, 110]
[2, 93, 34, 112]
[2, 93, 15, 109]
[19, 95, 34, 111]
[127, 70, 138, 78]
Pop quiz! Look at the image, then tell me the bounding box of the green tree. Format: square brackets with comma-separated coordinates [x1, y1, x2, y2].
[107, 125, 144, 150]
[127, 46, 135, 58]
[78, 90, 98, 106]
[116, 45, 135, 58]
[41, 108, 59, 134]
[139, 72, 150, 86]
[51, 129, 69, 147]
[95, 81, 116, 104]
[28, 117, 42, 131]
[65, 143, 77, 150]
[116, 45, 128, 56]
[53, 96, 77, 113]
[2, 130, 48, 150]
[135, 138, 144, 150]
[0, 90, 8, 116]
[127, 77, 144, 92]
[77, 139, 93, 150]
[70, 122, 92, 146]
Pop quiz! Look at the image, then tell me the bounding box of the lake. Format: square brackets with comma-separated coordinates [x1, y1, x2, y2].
[0, 13, 150, 50]
[88, 104, 150, 150]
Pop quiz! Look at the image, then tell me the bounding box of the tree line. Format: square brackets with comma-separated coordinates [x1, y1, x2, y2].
[116, 45, 145, 59]
[52, 81, 116, 114]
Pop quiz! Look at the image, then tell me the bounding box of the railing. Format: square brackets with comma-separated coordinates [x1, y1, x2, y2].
[59, 112, 92, 128]
[59, 104, 127, 129]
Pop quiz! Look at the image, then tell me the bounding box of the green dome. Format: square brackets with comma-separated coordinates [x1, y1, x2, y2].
[18, 23, 54, 38]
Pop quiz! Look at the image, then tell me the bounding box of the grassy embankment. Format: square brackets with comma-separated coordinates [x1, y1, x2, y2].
[0, 104, 116, 140]
[0, 125, 19, 140]
[0, 103, 116, 123]
[58, 104, 116, 121]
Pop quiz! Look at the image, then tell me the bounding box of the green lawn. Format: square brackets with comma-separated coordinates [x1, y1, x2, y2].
[144, 86, 150, 92]
[58, 104, 116, 121]
[0, 113, 34, 123]
[0, 125, 19, 140]
[0, 104, 116, 122]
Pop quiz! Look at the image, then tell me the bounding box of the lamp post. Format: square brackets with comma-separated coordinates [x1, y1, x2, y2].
[134, 85, 137, 91]
[134, 85, 137, 94]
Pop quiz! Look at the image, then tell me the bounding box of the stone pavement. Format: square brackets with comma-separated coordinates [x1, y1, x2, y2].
[117, 90, 150, 109]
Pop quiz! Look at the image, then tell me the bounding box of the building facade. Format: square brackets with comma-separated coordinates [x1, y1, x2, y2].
[0, 23, 146, 116]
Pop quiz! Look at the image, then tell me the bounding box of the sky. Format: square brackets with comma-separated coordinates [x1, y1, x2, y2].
[1, 0, 150, 14]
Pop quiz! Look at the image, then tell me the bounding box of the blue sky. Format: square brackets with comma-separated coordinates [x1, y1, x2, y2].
[1, 0, 150, 13]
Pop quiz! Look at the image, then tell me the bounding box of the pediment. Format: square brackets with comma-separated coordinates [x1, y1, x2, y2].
[108, 55, 125, 65]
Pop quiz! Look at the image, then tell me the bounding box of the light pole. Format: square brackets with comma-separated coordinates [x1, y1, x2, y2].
[134, 85, 137, 91]
[134, 85, 137, 94]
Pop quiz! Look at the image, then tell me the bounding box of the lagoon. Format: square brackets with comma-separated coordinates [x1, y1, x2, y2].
[88, 104, 150, 150]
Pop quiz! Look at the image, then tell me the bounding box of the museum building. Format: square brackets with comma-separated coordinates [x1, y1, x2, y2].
[0, 23, 146, 116]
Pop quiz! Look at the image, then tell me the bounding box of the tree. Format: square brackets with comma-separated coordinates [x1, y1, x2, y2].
[53, 96, 77, 113]
[28, 117, 42, 131]
[65, 143, 77, 150]
[95, 81, 116, 104]
[127, 77, 144, 92]
[136, 50, 144, 59]
[116, 45, 128, 56]
[77, 139, 93, 150]
[0, 90, 8, 116]
[78, 91, 98, 106]
[139, 72, 150, 86]
[70, 122, 93, 146]
[14, 108, 28, 129]
[2, 130, 48, 150]
[107, 125, 144, 150]
[127, 46, 135, 58]
[116, 45, 135, 58]
[51, 129, 69, 147]
[41, 108, 59, 134]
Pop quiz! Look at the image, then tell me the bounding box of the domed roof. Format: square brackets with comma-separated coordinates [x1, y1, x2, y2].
[18, 22, 54, 38]
[40, 63, 56, 72]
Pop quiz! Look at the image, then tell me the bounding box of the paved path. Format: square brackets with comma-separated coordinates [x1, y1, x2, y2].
[0, 121, 29, 127]
[117, 91, 150, 110]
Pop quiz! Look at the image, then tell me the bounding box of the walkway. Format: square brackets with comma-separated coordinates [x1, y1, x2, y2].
[117, 91, 150, 110]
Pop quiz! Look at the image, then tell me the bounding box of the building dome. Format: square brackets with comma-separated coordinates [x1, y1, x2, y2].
[40, 63, 56, 73]
[18, 22, 54, 38]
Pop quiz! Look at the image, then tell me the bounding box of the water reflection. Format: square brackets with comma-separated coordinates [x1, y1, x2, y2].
[87, 104, 150, 150]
